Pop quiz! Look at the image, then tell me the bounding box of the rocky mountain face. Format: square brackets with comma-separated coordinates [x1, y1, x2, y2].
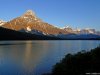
[2, 10, 68, 35]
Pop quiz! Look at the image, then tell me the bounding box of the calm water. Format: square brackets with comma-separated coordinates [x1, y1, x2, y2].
[0, 40, 100, 75]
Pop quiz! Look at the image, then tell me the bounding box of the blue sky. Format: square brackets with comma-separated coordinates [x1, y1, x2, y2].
[0, 0, 100, 30]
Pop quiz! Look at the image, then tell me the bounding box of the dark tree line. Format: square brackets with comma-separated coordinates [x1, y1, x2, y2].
[0, 27, 60, 40]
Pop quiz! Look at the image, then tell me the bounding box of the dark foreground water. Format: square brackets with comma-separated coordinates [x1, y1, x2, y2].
[0, 40, 100, 75]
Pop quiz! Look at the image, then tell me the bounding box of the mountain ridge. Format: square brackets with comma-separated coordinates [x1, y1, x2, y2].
[2, 10, 69, 35]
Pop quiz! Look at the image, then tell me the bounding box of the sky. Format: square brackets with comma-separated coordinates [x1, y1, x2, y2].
[0, 0, 100, 30]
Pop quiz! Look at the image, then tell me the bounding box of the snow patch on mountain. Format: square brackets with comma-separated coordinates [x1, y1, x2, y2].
[27, 26, 31, 32]
[0, 20, 6, 26]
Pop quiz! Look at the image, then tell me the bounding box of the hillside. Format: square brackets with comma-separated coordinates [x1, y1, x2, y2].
[0, 27, 60, 40]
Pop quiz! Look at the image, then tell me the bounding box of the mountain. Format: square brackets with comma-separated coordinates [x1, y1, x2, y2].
[0, 20, 6, 26]
[56, 27, 100, 39]
[2, 10, 68, 35]
[0, 10, 100, 40]
[61, 26, 100, 36]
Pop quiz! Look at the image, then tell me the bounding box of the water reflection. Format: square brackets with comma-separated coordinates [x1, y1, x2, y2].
[24, 41, 33, 70]
[0, 40, 99, 75]
[23, 41, 52, 74]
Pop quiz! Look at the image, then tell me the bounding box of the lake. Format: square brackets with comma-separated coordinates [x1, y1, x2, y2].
[0, 40, 100, 75]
